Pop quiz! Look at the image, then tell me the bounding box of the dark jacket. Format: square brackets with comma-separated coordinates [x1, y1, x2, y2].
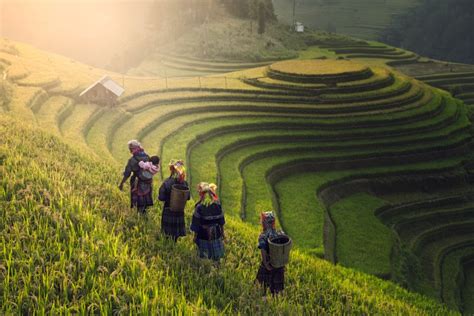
[158, 177, 190, 208]
[123, 151, 149, 185]
[190, 201, 225, 240]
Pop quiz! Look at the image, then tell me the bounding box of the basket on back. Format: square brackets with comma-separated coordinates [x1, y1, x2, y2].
[170, 184, 189, 212]
[268, 234, 292, 268]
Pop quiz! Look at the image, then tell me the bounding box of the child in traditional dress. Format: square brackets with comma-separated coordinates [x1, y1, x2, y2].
[256, 211, 285, 295]
[158, 159, 189, 241]
[119, 140, 154, 215]
[190, 182, 226, 262]
[138, 155, 160, 177]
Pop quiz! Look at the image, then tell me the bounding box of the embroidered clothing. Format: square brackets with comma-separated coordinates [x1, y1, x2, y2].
[122, 151, 153, 210]
[158, 177, 190, 238]
[191, 200, 225, 261]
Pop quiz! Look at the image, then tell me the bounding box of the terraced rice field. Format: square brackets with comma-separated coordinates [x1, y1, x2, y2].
[314, 39, 419, 66]
[2, 38, 474, 313]
[415, 72, 474, 107]
[128, 53, 275, 77]
[129, 38, 421, 79]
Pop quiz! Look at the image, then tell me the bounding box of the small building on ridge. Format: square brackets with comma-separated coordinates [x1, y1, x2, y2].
[79, 75, 124, 106]
[295, 22, 305, 33]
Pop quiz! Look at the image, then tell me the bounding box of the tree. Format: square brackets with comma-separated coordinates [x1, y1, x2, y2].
[222, 0, 275, 20]
[222, 0, 250, 18]
[327, 21, 336, 34]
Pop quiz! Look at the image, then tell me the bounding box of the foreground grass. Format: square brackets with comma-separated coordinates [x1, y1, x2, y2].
[1, 36, 470, 313]
[0, 115, 457, 314]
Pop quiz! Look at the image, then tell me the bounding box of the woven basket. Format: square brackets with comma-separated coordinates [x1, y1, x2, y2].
[268, 234, 292, 268]
[170, 184, 189, 212]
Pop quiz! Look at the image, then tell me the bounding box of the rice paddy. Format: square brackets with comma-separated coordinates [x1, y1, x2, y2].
[1, 36, 473, 314]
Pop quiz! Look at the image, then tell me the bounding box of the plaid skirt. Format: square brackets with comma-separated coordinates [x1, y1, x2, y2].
[161, 207, 186, 238]
[130, 180, 153, 209]
[256, 264, 285, 294]
[196, 238, 225, 261]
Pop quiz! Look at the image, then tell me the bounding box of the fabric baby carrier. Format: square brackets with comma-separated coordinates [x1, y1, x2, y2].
[134, 156, 153, 182]
[133, 155, 152, 197]
[138, 169, 154, 182]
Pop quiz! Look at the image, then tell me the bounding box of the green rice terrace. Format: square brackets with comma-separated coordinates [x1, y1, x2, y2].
[2, 36, 474, 314]
[131, 32, 420, 78]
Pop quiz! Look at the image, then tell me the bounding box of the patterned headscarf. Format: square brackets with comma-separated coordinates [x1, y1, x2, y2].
[197, 182, 218, 206]
[261, 211, 276, 231]
[169, 159, 186, 182]
[260, 211, 278, 241]
[128, 140, 141, 148]
[128, 140, 143, 155]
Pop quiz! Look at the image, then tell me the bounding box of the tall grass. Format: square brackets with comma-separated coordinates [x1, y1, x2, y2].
[1, 115, 456, 314]
[1, 37, 471, 313]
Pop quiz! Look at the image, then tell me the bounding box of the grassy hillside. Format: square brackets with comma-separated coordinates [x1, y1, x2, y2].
[130, 30, 420, 78]
[128, 16, 305, 77]
[0, 111, 454, 315]
[397, 66, 474, 109]
[1, 36, 473, 314]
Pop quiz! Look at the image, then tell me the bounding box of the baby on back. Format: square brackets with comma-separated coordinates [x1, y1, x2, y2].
[137, 156, 160, 181]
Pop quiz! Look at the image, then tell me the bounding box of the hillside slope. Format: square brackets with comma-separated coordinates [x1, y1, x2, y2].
[0, 115, 455, 314]
[1, 37, 472, 314]
[128, 15, 305, 77]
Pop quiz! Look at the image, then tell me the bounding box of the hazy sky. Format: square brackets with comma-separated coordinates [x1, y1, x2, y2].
[0, 1, 3, 37]
[0, 0, 152, 67]
[1, 0, 154, 2]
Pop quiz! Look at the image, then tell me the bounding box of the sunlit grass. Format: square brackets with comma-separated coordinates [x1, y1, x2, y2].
[85, 109, 126, 162]
[270, 59, 368, 76]
[60, 103, 100, 149]
[16, 72, 59, 89]
[1, 36, 471, 314]
[36, 96, 73, 135]
[8, 85, 42, 121]
[0, 112, 456, 315]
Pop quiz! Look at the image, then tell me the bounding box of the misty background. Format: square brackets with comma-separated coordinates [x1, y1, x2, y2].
[1, 0, 473, 71]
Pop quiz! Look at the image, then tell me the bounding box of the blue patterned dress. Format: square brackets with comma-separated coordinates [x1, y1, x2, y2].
[256, 229, 285, 294]
[158, 177, 189, 239]
[190, 201, 225, 261]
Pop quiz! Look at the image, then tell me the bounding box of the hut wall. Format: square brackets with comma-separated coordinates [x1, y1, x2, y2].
[82, 85, 117, 105]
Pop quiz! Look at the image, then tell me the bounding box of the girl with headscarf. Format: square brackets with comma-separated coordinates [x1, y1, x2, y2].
[119, 140, 154, 215]
[256, 211, 285, 295]
[190, 182, 226, 262]
[158, 159, 189, 241]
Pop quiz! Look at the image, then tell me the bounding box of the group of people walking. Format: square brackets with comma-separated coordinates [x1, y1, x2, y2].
[119, 140, 286, 295]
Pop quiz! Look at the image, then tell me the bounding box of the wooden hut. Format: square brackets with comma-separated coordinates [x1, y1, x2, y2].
[79, 75, 124, 106]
